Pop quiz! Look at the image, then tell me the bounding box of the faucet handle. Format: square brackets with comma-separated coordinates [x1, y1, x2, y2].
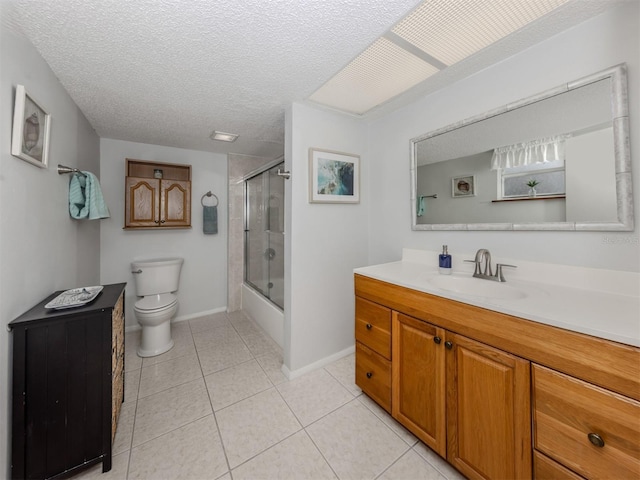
[495, 264, 517, 282]
[464, 259, 482, 276]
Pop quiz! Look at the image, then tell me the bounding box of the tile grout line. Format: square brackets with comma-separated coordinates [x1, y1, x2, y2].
[189, 314, 235, 479]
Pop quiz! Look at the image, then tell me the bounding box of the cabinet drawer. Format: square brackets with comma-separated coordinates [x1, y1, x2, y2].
[356, 342, 391, 413]
[533, 364, 640, 480]
[355, 297, 391, 359]
[534, 450, 584, 480]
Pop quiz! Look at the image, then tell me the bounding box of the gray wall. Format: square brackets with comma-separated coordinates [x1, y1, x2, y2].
[0, 13, 101, 477]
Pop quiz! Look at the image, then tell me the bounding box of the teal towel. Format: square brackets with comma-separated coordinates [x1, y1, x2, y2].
[69, 172, 111, 220]
[203, 205, 218, 234]
[417, 196, 425, 217]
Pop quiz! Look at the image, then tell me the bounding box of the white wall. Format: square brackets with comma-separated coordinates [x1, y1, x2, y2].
[0, 15, 101, 478]
[367, 2, 640, 272]
[99, 139, 228, 328]
[284, 103, 369, 374]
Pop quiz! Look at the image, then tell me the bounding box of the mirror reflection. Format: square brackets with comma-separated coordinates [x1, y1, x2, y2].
[411, 65, 632, 231]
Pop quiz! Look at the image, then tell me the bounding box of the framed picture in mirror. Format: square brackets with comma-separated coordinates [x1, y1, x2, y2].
[452, 175, 476, 197]
[11, 84, 51, 168]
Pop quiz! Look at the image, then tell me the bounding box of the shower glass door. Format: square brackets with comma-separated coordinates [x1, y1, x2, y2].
[244, 162, 285, 309]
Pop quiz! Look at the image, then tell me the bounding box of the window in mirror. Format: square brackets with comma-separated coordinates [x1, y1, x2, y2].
[500, 160, 566, 199]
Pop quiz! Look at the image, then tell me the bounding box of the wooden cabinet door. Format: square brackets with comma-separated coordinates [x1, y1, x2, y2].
[392, 312, 446, 456]
[160, 179, 191, 227]
[446, 332, 531, 480]
[125, 177, 159, 227]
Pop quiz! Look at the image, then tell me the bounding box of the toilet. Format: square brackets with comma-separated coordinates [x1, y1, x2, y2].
[131, 257, 184, 357]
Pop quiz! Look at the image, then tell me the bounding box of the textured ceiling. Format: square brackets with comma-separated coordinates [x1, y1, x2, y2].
[4, 0, 620, 158]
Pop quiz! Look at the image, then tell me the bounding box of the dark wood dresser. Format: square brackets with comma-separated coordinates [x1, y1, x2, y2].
[8, 283, 126, 480]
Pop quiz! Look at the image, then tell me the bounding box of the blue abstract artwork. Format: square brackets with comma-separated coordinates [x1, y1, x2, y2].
[317, 159, 354, 196]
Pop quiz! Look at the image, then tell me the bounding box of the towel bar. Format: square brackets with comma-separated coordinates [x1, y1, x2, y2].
[58, 164, 87, 177]
[201, 191, 219, 207]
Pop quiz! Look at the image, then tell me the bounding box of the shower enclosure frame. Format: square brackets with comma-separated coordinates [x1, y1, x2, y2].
[243, 159, 285, 311]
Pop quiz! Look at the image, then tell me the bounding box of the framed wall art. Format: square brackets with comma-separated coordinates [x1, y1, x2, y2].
[452, 175, 476, 198]
[309, 148, 360, 203]
[11, 84, 51, 168]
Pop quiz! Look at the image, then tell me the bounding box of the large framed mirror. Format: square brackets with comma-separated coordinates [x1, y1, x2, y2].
[410, 64, 633, 231]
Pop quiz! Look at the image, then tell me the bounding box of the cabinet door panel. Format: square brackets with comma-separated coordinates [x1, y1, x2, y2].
[161, 180, 191, 226]
[126, 177, 158, 226]
[392, 312, 446, 456]
[447, 333, 531, 480]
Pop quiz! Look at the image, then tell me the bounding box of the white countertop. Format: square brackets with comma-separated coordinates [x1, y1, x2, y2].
[355, 250, 640, 347]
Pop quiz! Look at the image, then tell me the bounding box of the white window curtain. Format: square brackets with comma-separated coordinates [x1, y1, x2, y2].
[491, 135, 569, 170]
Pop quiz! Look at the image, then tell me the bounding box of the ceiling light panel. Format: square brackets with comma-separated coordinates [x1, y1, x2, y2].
[309, 37, 440, 115]
[392, 0, 569, 67]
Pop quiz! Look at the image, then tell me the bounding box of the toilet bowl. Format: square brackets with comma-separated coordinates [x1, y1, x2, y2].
[131, 258, 183, 357]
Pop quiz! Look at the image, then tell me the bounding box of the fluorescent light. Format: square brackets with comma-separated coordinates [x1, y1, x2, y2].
[210, 130, 238, 142]
[308, 0, 570, 114]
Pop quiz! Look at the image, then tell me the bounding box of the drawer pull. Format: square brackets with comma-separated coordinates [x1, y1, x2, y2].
[445, 341, 453, 350]
[366, 372, 373, 379]
[587, 433, 605, 448]
[434, 336, 442, 344]
[366, 323, 372, 330]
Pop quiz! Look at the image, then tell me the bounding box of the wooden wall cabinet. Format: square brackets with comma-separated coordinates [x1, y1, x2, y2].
[9, 283, 126, 480]
[125, 159, 191, 229]
[355, 273, 640, 480]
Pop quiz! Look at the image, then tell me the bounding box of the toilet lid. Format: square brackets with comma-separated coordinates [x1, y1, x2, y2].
[135, 293, 177, 311]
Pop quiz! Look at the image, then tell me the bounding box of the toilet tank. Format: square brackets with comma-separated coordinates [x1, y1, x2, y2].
[131, 258, 184, 296]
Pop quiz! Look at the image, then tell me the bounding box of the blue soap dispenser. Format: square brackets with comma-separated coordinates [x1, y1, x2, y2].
[439, 245, 452, 275]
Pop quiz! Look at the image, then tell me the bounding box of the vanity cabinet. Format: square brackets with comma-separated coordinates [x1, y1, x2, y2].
[125, 158, 191, 229]
[9, 283, 126, 480]
[355, 273, 640, 480]
[391, 312, 531, 479]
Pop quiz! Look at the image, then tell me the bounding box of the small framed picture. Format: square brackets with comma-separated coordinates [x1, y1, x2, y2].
[11, 85, 51, 168]
[309, 148, 360, 203]
[452, 175, 476, 197]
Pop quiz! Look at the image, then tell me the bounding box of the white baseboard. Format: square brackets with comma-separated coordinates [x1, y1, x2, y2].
[124, 306, 228, 333]
[281, 344, 355, 380]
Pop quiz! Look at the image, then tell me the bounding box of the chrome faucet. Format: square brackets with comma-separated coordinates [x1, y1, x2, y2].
[466, 249, 516, 282]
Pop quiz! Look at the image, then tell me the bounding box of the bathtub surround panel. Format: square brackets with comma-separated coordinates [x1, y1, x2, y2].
[0, 12, 101, 478]
[100, 139, 228, 328]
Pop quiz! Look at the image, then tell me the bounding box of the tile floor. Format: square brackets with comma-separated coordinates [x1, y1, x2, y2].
[75, 311, 465, 480]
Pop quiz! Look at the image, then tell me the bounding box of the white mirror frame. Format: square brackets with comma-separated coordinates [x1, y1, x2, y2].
[410, 64, 633, 231]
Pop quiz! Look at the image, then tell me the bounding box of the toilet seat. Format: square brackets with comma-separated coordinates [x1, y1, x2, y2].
[134, 293, 177, 311]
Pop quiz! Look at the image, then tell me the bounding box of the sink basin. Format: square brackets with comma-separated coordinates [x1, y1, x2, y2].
[428, 274, 527, 300]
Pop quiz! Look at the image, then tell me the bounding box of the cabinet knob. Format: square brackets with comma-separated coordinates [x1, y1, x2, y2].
[433, 336, 442, 344]
[587, 433, 605, 448]
[366, 323, 372, 330]
[366, 372, 373, 379]
[445, 341, 453, 350]
[160, 219, 166, 224]
[154, 220, 160, 224]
